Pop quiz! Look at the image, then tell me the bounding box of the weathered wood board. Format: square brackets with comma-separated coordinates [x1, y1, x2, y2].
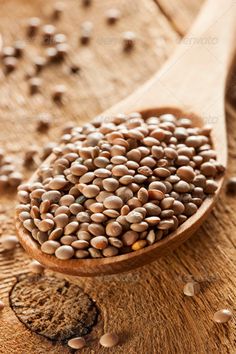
[0, 0, 235, 353]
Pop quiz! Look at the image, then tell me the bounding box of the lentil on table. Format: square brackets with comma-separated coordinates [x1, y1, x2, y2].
[16, 112, 224, 259]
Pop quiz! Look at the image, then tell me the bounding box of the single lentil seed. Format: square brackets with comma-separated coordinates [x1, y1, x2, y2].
[183, 281, 200, 296]
[213, 309, 233, 323]
[226, 177, 236, 194]
[55, 245, 74, 259]
[99, 333, 119, 348]
[29, 260, 44, 274]
[90, 236, 108, 250]
[68, 337, 86, 350]
[0, 235, 19, 250]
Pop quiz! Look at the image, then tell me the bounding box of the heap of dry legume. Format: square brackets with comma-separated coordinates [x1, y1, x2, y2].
[16, 112, 224, 260]
[0, 149, 23, 190]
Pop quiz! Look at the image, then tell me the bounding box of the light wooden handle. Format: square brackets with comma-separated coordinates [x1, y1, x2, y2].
[147, 0, 236, 113]
[105, 0, 236, 118]
[179, 0, 236, 85]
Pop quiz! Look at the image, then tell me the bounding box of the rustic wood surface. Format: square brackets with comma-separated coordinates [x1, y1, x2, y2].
[0, 0, 235, 353]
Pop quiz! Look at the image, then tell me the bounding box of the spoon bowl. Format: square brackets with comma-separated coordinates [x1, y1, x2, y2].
[16, 108, 224, 276]
[16, 0, 236, 276]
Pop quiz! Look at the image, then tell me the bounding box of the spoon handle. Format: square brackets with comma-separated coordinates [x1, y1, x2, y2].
[105, 0, 236, 117]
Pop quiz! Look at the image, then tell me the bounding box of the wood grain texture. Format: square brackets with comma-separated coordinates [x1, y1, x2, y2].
[0, 0, 235, 353]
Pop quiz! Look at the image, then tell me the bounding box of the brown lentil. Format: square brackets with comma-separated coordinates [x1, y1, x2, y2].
[116, 188, 132, 205]
[68, 337, 86, 350]
[103, 246, 119, 257]
[41, 240, 60, 254]
[91, 236, 108, 250]
[27, 17, 41, 37]
[104, 196, 123, 209]
[3, 56, 18, 73]
[103, 209, 120, 218]
[52, 2, 64, 20]
[204, 180, 218, 194]
[14, 40, 25, 58]
[38, 219, 54, 232]
[102, 178, 119, 192]
[75, 250, 89, 258]
[226, 177, 236, 194]
[183, 281, 200, 296]
[29, 260, 44, 274]
[80, 21, 93, 44]
[0, 235, 19, 250]
[123, 31, 136, 51]
[36, 113, 52, 132]
[52, 85, 66, 103]
[99, 333, 119, 348]
[42, 24, 56, 45]
[106, 8, 121, 24]
[109, 237, 123, 248]
[213, 309, 233, 323]
[54, 214, 68, 229]
[55, 245, 74, 259]
[177, 166, 195, 182]
[106, 221, 123, 237]
[200, 162, 217, 177]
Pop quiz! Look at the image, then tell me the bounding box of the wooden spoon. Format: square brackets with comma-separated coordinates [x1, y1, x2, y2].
[16, 0, 236, 276]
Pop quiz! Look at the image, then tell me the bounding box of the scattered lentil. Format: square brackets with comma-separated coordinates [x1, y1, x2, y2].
[27, 17, 41, 37]
[42, 24, 56, 45]
[68, 337, 86, 350]
[36, 113, 52, 132]
[99, 333, 119, 348]
[14, 40, 25, 58]
[183, 281, 200, 296]
[226, 177, 236, 194]
[90, 236, 108, 250]
[106, 8, 121, 24]
[80, 21, 93, 45]
[29, 77, 42, 94]
[213, 309, 233, 323]
[52, 2, 64, 20]
[56, 43, 69, 60]
[52, 84, 66, 103]
[29, 260, 44, 274]
[123, 31, 136, 51]
[3, 57, 17, 74]
[0, 235, 19, 250]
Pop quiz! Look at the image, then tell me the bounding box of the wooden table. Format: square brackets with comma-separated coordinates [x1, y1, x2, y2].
[0, 0, 235, 353]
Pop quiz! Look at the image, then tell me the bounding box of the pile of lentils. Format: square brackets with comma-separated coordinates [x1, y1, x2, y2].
[17, 112, 224, 260]
[0, 149, 23, 190]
